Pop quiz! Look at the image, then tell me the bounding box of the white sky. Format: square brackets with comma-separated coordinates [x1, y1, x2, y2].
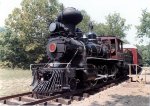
[0, 0, 150, 45]
[0, 0, 21, 26]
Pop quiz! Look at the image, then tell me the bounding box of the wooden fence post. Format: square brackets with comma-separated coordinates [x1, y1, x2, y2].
[129, 64, 132, 82]
[136, 65, 138, 82]
[144, 68, 146, 84]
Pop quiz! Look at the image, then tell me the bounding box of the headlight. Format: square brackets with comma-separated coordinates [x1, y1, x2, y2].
[49, 22, 57, 32]
[49, 43, 56, 52]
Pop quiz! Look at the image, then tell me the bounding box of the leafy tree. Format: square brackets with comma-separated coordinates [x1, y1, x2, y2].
[2, 0, 60, 68]
[136, 9, 150, 38]
[105, 13, 130, 38]
[94, 23, 108, 36]
[0, 28, 26, 68]
[136, 9, 150, 66]
[77, 10, 91, 33]
[136, 44, 150, 66]
[78, 12, 130, 39]
[94, 13, 130, 38]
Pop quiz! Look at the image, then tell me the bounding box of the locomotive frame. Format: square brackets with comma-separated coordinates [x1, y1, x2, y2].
[31, 35, 126, 94]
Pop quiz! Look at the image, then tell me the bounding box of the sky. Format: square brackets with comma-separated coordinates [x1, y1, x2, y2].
[0, 0, 150, 45]
[0, 0, 21, 26]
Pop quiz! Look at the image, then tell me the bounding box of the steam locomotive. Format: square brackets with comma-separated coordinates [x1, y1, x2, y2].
[31, 7, 128, 94]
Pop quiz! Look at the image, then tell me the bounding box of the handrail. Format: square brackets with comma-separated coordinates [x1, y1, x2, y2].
[128, 64, 147, 83]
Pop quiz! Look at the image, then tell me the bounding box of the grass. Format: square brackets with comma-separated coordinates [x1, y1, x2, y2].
[0, 68, 31, 80]
[0, 68, 32, 97]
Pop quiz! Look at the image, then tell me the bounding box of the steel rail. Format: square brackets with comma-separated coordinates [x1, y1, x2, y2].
[0, 76, 128, 105]
[0, 92, 32, 101]
[23, 93, 65, 105]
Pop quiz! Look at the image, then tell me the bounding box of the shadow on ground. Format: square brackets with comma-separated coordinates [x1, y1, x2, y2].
[90, 94, 149, 106]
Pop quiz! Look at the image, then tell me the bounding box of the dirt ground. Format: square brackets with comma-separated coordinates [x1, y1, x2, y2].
[70, 68, 150, 106]
[0, 68, 150, 106]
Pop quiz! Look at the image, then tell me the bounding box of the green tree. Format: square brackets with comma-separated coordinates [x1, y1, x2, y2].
[136, 9, 150, 66]
[2, 0, 60, 68]
[0, 28, 26, 68]
[136, 44, 150, 66]
[137, 9, 150, 38]
[105, 13, 130, 38]
[78, 12, 130, 39]
[94, 23, 108, 36]
[94, 13, 130, 38]
[77, 10, 91, 33]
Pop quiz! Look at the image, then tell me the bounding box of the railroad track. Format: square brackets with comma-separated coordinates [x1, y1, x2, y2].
[0, 76, 128, 105]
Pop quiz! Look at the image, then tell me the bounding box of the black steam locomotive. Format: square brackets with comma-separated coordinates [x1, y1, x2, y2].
[31, 7, 126, 94]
